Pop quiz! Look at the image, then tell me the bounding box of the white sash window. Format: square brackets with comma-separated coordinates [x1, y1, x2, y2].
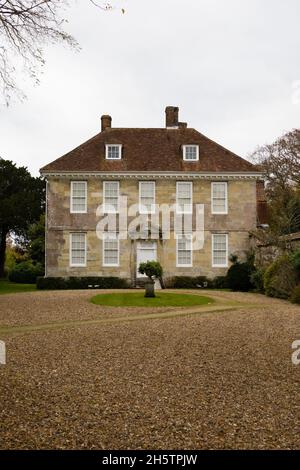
[70, 181, 87, 213]
[103, 181, 119, 213]
[139, 181, 156, 214]
[176, 182, 193, 214]
[212, 233, 228, 267]
[105, 144, 122, 160]
[103, 233, 119, 266]
[176, 235, 193, 267]
[70, 233, 86, 267]
[211, 182, 228, 214]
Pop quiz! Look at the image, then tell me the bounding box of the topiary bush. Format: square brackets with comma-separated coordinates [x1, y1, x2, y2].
[9, 261, 44, 284]
[290, 285, 300, 304]
[226, 262, 254, 292]
[36, 276, 129, 290]
[138, 261, 163, 298]
[138, 261, 163, 280]
[264, 256, 298, 299]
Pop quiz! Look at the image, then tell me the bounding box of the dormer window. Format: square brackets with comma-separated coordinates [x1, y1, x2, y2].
[105, 144, 122, 160]
[183, 145, 199, 161]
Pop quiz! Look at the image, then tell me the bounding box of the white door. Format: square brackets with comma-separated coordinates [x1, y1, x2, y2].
[136, 241, 157, 277]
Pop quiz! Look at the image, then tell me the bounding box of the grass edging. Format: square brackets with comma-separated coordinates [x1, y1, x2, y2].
[0, 304, 248, 337]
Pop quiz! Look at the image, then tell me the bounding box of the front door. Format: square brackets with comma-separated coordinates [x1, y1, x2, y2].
[136, 241, 157, 277]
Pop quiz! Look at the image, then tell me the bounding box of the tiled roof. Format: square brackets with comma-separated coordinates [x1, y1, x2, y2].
[40, 127, 256, 173]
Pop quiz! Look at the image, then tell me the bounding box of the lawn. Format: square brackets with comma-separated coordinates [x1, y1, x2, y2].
[91, 291, 214, 307]
[0, 279, 36, 295]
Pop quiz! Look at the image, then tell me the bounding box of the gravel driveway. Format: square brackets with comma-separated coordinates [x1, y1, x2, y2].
[0, 290, 299, 449]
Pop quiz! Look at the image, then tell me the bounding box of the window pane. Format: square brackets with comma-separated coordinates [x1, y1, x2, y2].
[212, 183, 227, 213]
[184, 146, 198, 160]
[177, 236, 192, 266]
[213, 234, 227, 266]
[104, 182, 119, 212]
[72, 200, 86, 212]
[103, 234, 119, 266]
[71, 233, 86, 266]
[71, 182, 87, 213]
[106, 145, 121, 159]
[178, 251, 191, 265]
[177, 182, 192, 213]
[140, 182, 155, 213]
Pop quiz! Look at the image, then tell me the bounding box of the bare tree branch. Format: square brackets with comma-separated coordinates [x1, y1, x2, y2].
[250, 129, 300, 240]
[0, 0, 120, 105]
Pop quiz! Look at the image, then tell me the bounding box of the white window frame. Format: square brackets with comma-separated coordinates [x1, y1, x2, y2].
[139, 181, 156, 214]
[103, 233, 120, 267]
[183, 145, 199, 161]
[70, 181, 87, 214]
[103, 181, 120, 214]
[69, 233, 87, 267]
[176, 181, 193, 214]
[211, 182, 228, 215]
[176, 234, 193, 268]
[212, 233, 228, 268]
[105, 144, 122, 160]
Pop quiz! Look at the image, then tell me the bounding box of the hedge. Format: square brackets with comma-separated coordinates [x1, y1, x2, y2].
[9, 261, 44, 284]
[290, 285, 300, 304]
[36, 276, 129, 290]
[169, 276, 228, 289]
[264, 256, 298, 299]
[226, 262, 254, 292]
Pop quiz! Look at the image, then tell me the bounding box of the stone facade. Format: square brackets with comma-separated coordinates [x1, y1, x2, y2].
[45, 177, 257, 284]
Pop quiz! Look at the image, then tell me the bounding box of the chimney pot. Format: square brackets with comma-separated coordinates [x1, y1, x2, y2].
[101, 115, 112, 132]
[165, 106, 179, 128]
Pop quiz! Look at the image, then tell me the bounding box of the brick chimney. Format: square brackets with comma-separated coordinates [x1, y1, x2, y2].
[165, 106, 179, 128]
[101, 115, 112, 132]
[165, 106, 187, 128]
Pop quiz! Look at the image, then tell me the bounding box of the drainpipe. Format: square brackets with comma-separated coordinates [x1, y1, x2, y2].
[44, 179, 48, 278]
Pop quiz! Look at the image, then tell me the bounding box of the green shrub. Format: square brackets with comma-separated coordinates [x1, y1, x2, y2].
[210, 276, 228, 289]
[291, 250, 300, 273]
[172, 276, 212, 289]
[170, 276, 228, 289]
[226, 262, 254, 292]
[264, 256, 298, 299]
[290, 285, 300, 304]
[36, 276, 129, 290]
[9, 261, 44, 284]
[138, 261, 163, 280]
[250, 268, 265, 293]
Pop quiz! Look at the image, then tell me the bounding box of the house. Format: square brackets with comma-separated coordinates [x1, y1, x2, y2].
[40, 106, 265, 285]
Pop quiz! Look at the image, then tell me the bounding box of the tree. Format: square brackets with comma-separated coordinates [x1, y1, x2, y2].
[0, 1, 122, 104]
[251, 129, 300, 240]
[138, 261, 163, 298]
[27, 213, 45, 266]
[0, 158, 45, 277]
[251, 129, 300, 193]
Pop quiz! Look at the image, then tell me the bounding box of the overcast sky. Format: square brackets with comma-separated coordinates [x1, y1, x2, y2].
[0, 0, 299, 176]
